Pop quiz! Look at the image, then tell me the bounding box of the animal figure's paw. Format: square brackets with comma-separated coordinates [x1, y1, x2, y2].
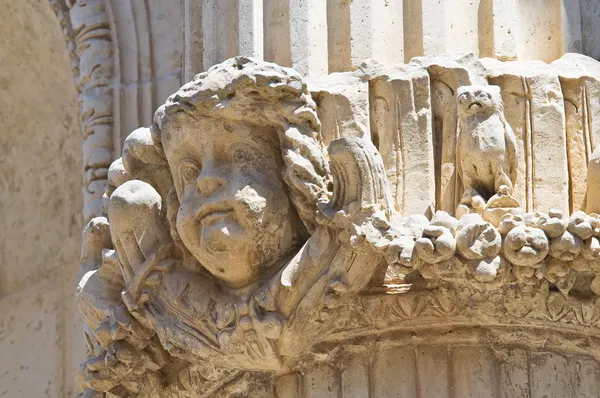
[497, 185, 511, 196]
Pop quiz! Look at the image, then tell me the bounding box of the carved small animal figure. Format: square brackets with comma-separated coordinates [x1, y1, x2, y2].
[456, 85, 518, 210]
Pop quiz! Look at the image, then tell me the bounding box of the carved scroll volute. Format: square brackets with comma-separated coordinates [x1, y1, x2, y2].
[320, 136, 394, 297]
[327, 136, 394, 213]
[278, 136, 394, 306]
[274, 136, 395, 359]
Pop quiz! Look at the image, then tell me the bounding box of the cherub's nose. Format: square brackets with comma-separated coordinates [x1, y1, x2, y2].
[196, 172, 225, 196]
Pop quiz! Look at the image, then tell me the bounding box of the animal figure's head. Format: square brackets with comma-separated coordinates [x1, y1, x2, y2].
[456, 85, 504, 119]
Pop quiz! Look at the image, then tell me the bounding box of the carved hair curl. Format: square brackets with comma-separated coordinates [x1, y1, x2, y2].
[152, 57, 331, 233]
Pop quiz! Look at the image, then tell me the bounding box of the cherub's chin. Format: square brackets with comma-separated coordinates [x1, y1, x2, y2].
[198, 218, 245, 256]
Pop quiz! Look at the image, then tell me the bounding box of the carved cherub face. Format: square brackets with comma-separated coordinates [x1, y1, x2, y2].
[163, 118, 299, 288]
[457, 85, 502, 118]
[503, 226, 549, 267]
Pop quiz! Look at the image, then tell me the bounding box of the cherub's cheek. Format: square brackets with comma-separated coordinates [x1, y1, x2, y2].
[235, 185, 267, 219]
[176, 200, 200, 234]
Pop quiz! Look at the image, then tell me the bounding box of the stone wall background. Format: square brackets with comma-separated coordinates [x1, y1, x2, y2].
[2, 0, 600, 397]
[0, 0, 82, 396]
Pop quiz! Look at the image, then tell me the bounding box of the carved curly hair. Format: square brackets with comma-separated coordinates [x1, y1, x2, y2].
[151, 56, 331, 233]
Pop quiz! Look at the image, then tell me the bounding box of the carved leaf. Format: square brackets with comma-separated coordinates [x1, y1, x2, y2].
[546, 293, 567, 320]
[396, 295, 427, 319]
[576, 301, 600, 325]
[434, 290, 456, 315]
[165, 273, 189, 302]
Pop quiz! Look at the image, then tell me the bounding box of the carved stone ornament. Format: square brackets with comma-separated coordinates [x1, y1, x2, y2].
[76, 55, 600, 397]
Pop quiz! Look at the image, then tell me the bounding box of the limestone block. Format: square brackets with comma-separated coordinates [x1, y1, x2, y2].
[500, 349, 530, 397]
[478, 0, 518, 61]
[451, 346, 499, 397]
[183, 0, 204, 81]
[194, 0, 262, 71]
[367, 63, 435, 215]
[118, 82, 145, 144]
[371, 347, 417, 397]
[405, 0, 479, 60]
[551, 54, 600, 212]
[484, 58, 569, 214]
[529, 353, 573, 397]
[275, 373, 302, 398]
[108, 0, 183, 144]
[263, 0, 327, 76]
[403, 0, 446, 60]
[514, 0, 562, 63]
[289, 0, 327, 76]
[340, 356, 369, 398]
[263, 0, 292, 67]
[561, 0, 584, 54]
[304, 363, 340, 398]
[587, 146, 600, 214]
[147, 0, 185, 105]
[579, 0, 600, 61]
[415, 346, 450, 397]
[347, 0, 404, 66]
[325, 0, 351, 73]
[201, 0, 239, 68]
[573, 358, 600, 397]
[445, 0, 481, 55]
[238, 0, 264, 60]
[0, 280, 63, 397]
[307, 72, 369, 146]
[412, 54, 487, 215]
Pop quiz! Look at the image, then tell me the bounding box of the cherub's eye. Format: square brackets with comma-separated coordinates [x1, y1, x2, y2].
[180, 160, 200, 185]
[233, 149, 249, 164]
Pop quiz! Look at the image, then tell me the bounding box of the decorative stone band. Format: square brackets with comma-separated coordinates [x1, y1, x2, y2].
[380, 209, 600, 294]
[49, 0, 115, 221]
[292, 204, 600, 358]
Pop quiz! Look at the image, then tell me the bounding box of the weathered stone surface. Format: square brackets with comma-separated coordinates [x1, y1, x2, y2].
[0, 2, 84, 396]
[0, 0, 82, 293]
[307, 71, 369, 146]
[484, 58, 569, 215]
[6, 1, 600, 396]
[580, 0, 600, 61]
[552, 53, 600, 213]
[69, 54, 600, 397]
[0, 280, 64, 397]
[366, 62, 435, 216]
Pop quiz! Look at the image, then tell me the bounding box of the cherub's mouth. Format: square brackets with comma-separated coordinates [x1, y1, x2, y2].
[519, 246, 538, 256]
[469, 102, 482, 110]
[201, 211, 233, 224]
[196, 203, 233, 222]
